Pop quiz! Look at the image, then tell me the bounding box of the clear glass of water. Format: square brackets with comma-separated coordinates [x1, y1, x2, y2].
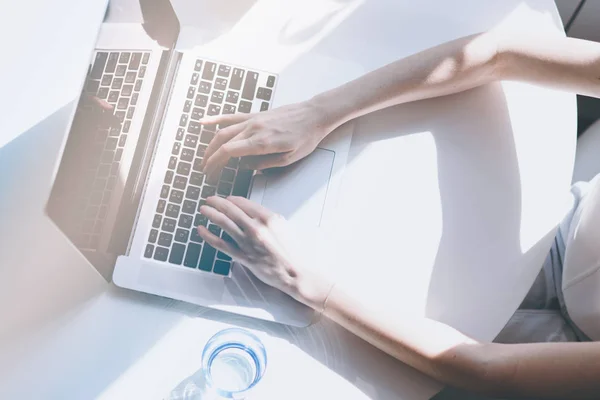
[201, 328, 267, 399]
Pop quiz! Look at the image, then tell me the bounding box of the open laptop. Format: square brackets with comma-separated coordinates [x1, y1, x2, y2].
[46, 0, 358, 327]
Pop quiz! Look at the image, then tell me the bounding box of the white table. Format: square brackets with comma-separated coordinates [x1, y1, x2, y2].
[0, 1, 576, 399]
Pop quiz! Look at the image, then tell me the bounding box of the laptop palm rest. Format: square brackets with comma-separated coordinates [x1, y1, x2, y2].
[251, 147, 335, 228]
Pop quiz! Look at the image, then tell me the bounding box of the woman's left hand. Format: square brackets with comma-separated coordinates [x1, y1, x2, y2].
[197, 196, 333, 310]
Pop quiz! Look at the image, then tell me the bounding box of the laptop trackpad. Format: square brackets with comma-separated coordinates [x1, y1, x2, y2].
[256, 148, 334, 227]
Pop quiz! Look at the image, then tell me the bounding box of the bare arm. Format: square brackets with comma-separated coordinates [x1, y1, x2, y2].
[200, 31, 600, 175]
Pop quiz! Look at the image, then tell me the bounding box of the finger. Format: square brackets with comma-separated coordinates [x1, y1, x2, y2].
[199, 204, 246, 244]
[204, 196, 257, 233]
[197, 226, 244, 261]
[199, 113, 251, 126]
[204, 137, 270, 179]
[240, 152, 292, 170]
[227, 196, 276, 223]
[201, 123, 248, 170]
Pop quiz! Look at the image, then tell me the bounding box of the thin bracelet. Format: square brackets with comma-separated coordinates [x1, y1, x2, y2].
[320, 283, 336, 316]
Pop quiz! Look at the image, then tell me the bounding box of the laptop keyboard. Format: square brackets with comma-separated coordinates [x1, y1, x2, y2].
[76, 51, 150, 250]
[143, 59, 277, 277]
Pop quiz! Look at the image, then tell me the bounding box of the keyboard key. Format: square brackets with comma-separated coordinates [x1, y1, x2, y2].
[119, 52, 131, 64]
[115, 147, 123, 161]
[208, 224, 221, 236]
[238, 101, 252, 113]
[242, 71, 258, 100]
[221, 168, 235, 182]
[93, 178, 107, 191]
[199, 243, 217, 271]
[215, 78, 227, 91]
[169, 189, 184, 204]
[166, 203, 180, 218]
[152, 214, 162, 228]
[123, 120, 131, 133]
[175, 228, 189, 243]
[179, 113, 188, 127]
[108, 91, 119, 102]
[115, 65, 126, 77]
[194, 213, 208, 227]
[179, 213, 193, 229]
[182, 200, 196, 214]
[194, 59, 203, 71]
[200, 130, 214, 144]
[217, 251, 232, 261]
[211, 91, 224, 104]
[213, 260, 231, 275]
[168, 156, 178, 169]
[191, 107, 204, 121]
[205, 174, 219, 186]
[266, 75, 276, 88]
[160, 185, 170, 199]
[139, 66, 146, 78]
[230, 68, 244, 90]
[154, 246, 169, 261]
[217, 181, 232, 196]
[115, 111, 126, 122]
[193, 158, 203, 172]
[184, 135, 198, 149]
[187, 86, 196, 99]
[190, 172, 204, 186]
[184, 242, 202, 267]
[223, 104, 236, 114]
[158, 232, 173, 247]
[190, 73, 199, 85]
[112, 77, 123, 89]
[161, 217, 177, 232]
[101, 150, 114, 163]
[188, 121, 201, 134]
[99, 205, 108, 219]
[131, 92, 139, 105]
[260, 101, 269, 112]
[181, 148, 194, 162]
[197, 199, 206, 212]
[164, 170, 174, 184]
[186, 186, 200, 200]
[173, 175, 187, 190]
[110, 162, 119, 176]
[176, 128, 185, 141]
[144, 244, 154, 258]
[109, 126, 120, 137]
[202, 61, 216, 80]
[106, 137, 118, 150]
[218, 64, 231, 77]
[199, 81, 211, 94]
[107, 176, 117, 190]
[125, 71, 136, 84]
[183, 100, 192, 113]
[156, 199, 166, 213]
[201, 186, 216, 199]
[227, 157, 239, 169]
[119, 134, 127, 147]
[117, 97, 129, 110]
[195, 94, 208, 107]
[129, 52, 142, 70]
[190, 227, 203, 243]
[256, 87, 272, 101]
[142, 53, 150, 64]
[101, 74, 113, 86]
[91, 52, 108, 79]
[207, 104, 221, 115]
[90, 191, 103, 205]
[196, 144, 207, 157]
[106, 52, 118, 73]
[97, 87, 109, 99]
[134, 79, 143, 92]
[225, 91, 239, 104]
[126, 107, 135, 119]
[172, 141, 181, 155]
[169, 243, 186, 265]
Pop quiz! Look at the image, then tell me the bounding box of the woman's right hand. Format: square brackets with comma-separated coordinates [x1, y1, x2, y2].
[199, 100, 336, 179]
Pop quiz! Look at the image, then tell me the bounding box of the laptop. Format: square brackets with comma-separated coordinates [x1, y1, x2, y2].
[46, 0, 359, 327]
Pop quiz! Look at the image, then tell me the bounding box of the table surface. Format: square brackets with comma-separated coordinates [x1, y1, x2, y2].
[0, 1, 577, 399]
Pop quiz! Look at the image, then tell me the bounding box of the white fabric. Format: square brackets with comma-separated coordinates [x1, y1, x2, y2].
[562, 175, 600, 341]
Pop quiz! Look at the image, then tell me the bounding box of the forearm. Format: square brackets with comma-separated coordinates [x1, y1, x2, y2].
[310, 32, 500, 130]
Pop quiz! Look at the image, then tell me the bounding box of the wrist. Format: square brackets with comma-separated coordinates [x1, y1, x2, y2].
[291, 269, 335, 311]
[307, 90, 353, 137]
